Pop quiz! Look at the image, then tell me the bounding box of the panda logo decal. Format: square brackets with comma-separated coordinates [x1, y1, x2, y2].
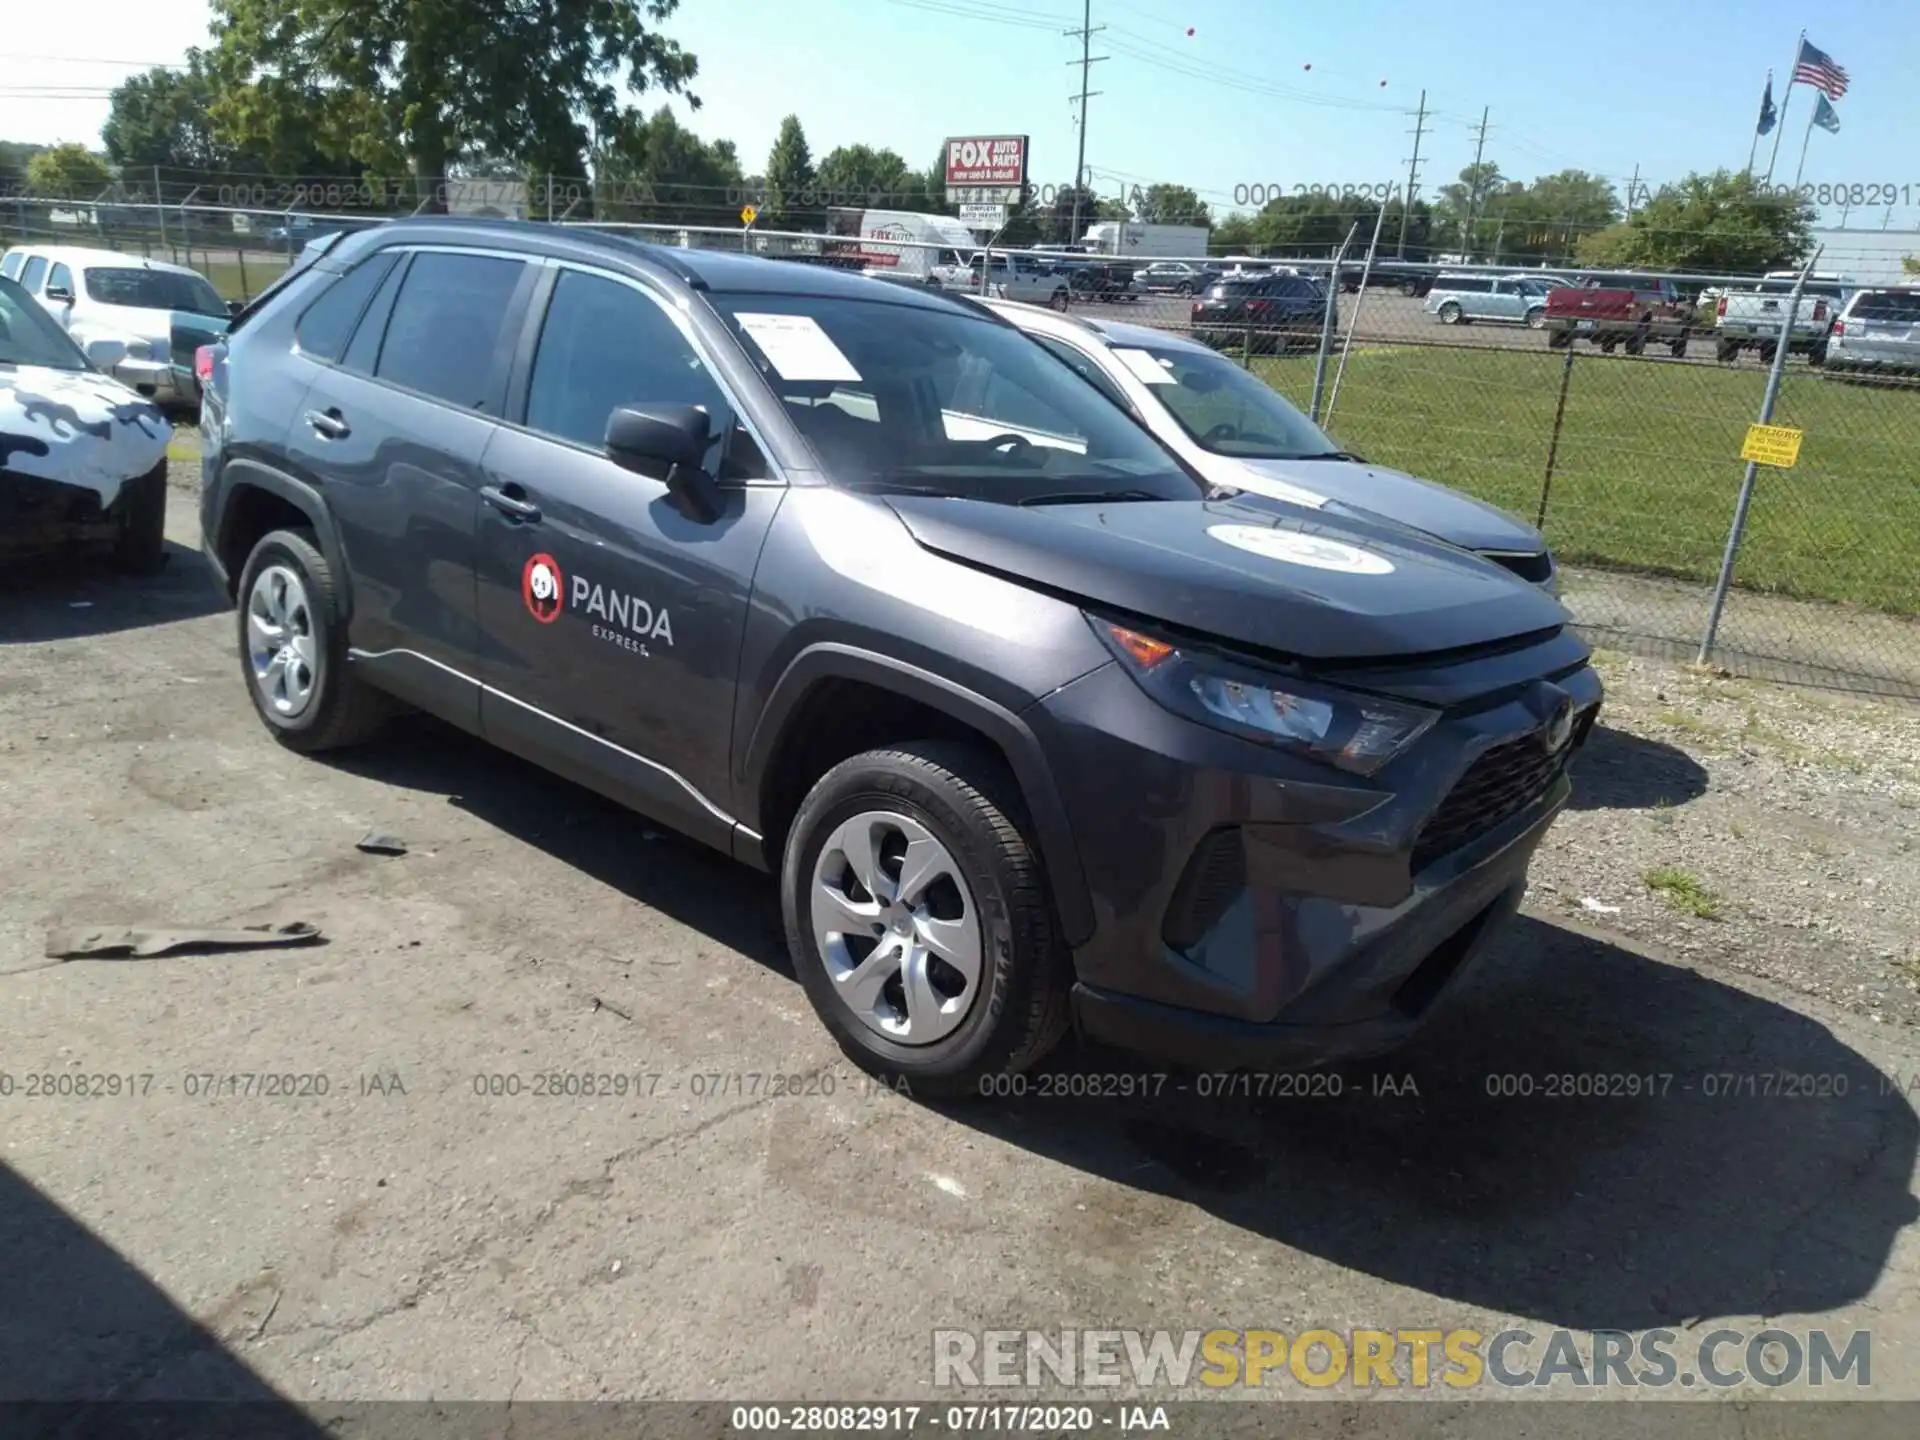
[522, 553, 564, 624]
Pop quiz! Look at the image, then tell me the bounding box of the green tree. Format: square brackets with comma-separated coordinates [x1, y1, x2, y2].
[595, 107, 742, 226]
[1244, 193, 1377, 257]
[1573, 170, 1814, 272]
[1903, 255, 1919, 276]
[1129, 183, 1210, 227]
[1211, 213, 1258, 253]
[762, 115, 815, 228]
[814, 144, 912, 208]
[1434, 160, 1504, 255]
[208, 0, 699, 210]
[26, 144, 112, 199]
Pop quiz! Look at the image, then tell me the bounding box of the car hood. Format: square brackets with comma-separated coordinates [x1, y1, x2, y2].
[883, 492, 1568, 662]
[1224, 456, 1547, 555]
[0, 364, 172, 504]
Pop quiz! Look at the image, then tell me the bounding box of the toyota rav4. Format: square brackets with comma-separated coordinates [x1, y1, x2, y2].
[197, 220, 1601, 1096]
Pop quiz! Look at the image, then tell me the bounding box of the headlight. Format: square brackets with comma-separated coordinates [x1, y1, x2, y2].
[1093, 619, 1439, 776]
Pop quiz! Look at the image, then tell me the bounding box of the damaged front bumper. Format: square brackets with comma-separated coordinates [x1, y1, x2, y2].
[0, 466, 142, 560]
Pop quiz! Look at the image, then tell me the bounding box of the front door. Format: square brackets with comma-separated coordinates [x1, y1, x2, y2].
[474, 265, 784, 850]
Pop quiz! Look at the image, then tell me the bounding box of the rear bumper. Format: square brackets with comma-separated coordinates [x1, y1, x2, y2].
[109, 358, 191, 404]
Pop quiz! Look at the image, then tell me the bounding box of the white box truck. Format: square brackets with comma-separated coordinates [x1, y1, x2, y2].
[1081, 222, 1211, 260]
[825, 208, 980, 283]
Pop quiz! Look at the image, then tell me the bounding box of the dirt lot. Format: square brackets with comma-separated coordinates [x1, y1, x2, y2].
[2, 448, 1919, 1420]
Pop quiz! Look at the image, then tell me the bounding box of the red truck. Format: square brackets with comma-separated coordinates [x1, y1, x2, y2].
[1542, 272, 1693, 357]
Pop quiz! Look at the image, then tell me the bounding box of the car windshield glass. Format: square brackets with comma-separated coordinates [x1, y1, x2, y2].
[0, 276, 91, 369]
[1123, 342, 1342, 460]
[713, 293, 1203, 504]
[83, 266, 226, 315]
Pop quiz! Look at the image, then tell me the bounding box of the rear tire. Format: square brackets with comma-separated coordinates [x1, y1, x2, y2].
[1546, 329, 1572, 349]
[1716, 338, 1741, 363]
[236, 528, 390, 753]
[1049, 288, 1069, 312]
[108, 461, 168, 575]
[1525, 306, 1546, 330]
[782, 741, 1072, 1099]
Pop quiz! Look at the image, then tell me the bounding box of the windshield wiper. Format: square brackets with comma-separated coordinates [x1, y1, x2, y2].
[1291, 451, 1366, 463]
[1014, 488, 1168, 507]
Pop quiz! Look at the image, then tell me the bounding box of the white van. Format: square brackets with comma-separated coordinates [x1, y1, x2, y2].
[826, 209, 980, 284]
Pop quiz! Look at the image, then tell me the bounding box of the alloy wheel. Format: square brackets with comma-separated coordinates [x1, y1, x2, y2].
[246, 563, 319, 718]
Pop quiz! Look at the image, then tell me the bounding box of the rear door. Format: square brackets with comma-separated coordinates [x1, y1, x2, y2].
[1486, 278, 1521, 321]
[283, 245, 538, 730]
[473, 263, 785, 847]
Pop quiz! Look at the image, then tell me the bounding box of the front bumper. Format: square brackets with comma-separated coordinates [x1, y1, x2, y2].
[0, 466, 146, 559]
[1032, 648, 1601, 1069]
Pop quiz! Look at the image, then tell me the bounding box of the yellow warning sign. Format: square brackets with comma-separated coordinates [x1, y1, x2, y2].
[1740, 423, 1803, 468]
[740, 204, 758, 226]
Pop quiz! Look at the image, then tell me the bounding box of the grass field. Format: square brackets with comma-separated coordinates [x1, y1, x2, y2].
[1254, 345, 1920, 617]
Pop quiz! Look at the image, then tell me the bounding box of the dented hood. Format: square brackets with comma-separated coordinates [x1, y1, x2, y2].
[0, 364, 171, 505]
[883, 492, 1569, 661]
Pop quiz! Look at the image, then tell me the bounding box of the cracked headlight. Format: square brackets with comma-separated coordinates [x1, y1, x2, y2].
[1094, 618, 1440, 776]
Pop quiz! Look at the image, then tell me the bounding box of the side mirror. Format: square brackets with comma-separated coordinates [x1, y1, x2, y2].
[227, 299, 244, 317]
[84, 337, 129, 369]
[605, 404, 724, 523]
[45, 285, 74, 304]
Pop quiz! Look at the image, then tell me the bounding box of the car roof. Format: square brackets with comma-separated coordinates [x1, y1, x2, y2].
[320, 217, 968, 313]
[973, 296, 1219, 357]
[1, 243, 200, 274]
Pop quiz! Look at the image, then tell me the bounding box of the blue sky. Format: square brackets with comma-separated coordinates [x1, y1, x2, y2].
[5, 0, 1916, 227]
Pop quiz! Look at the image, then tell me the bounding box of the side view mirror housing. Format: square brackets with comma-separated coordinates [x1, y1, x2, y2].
[83, 336, 129, 370]
[45, 285, 74, 304]
[227, 299, 245, 317]
[604, 404, 724, 523]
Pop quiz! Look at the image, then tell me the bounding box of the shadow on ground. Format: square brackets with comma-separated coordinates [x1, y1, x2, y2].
[0, 542, 225, 644]
[0, 1163, 330, 1430]
[1568, 723, 1709, 811]
[322, 718, 1915, 1335]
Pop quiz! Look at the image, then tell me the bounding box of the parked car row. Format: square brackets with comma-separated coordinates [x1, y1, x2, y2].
[174, 217, 1597, 1094]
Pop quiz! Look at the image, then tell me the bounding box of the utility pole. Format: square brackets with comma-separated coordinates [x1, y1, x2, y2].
[1064, 0, 1107, 245]
[1464, 106, 1490, 258]
[1396, 88, 1427, 259]
[1624, 163, 1641, 216]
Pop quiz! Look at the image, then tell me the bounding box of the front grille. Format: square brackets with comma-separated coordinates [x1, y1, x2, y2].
[1484, 550, 1553, 584]
[1412, 730, 1569, 873]
[1161, 828, 1247, 953]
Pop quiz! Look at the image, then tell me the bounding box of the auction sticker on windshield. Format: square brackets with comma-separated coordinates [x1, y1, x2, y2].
[1111, 348, 1177, 384]
[734, 313, 862, 382]
[1207, 524, 1395, 575]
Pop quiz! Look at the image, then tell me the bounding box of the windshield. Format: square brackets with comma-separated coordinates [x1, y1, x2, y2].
[714, 293, 1203, 504]
[1120, 342, 1342, 460]
[83, 266, 226, 316]
[0, 276, 91, 370]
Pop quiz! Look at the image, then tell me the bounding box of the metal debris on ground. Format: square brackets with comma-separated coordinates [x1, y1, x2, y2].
[39, 922, 325, 961]
[356, 831, 409, 856]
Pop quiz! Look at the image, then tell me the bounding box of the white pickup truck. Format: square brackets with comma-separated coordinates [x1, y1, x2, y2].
[1712, 271, 1855, 364]
[935, 251, 1072, 310]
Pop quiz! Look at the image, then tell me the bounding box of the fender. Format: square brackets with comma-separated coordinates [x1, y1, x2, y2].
[739, 643, 1096, 949]
[214, 457, 355, 623]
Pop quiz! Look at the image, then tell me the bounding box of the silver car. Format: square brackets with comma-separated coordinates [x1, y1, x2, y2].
[1825, 287, 1920, 377]
[1424, 273, 1557, 329]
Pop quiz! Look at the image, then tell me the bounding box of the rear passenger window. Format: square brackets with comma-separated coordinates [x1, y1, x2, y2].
[295, 252, 398, 362]
[20, 256, 48, 291]
[373, 252, 526, 410]
[525, 269, 735, 466]
[1854, 292, 1920, 322]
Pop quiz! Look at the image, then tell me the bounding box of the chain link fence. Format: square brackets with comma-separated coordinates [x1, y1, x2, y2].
[5, 182, 1916, 698]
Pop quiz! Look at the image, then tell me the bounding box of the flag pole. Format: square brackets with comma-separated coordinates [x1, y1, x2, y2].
[1764, 29, 1804, 183]
[1745, 71, 1768, 176]
[1792, 99, 1819, 189]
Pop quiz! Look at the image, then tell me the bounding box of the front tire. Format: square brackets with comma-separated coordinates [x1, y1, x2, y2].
[782, 742, 1072, 1098]
[109, 461, 168, 575]
[1524, 306, 1546, 330]
[236, 528, 389, 753]
[1438, 301, 1463, 325]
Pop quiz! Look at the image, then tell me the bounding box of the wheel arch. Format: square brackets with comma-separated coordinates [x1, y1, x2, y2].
[215, 458, 352, 619]
[738, 644, 1096, 948]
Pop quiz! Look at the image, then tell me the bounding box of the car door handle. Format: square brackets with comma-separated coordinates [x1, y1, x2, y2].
[305, 408, 350, 439]
[480, 485, 541, 523]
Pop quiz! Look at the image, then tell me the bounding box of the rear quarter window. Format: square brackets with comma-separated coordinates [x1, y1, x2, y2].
[294, 252, 400, 362]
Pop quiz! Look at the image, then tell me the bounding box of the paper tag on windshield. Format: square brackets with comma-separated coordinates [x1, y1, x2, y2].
[734, 313, 862, 382]
[1112, 348, 1176, 384]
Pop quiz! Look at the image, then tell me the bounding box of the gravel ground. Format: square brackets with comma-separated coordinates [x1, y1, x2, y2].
[1, 441, 1917, 1419]
[1538, 646, 1920, 1031]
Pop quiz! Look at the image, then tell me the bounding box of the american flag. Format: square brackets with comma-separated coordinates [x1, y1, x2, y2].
[1793, 38, 1849, 99]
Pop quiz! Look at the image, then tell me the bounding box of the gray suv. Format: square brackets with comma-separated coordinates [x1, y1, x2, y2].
[198, 220, 1600, 1095]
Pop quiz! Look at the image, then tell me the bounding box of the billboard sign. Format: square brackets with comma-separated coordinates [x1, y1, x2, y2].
[945, 135, 1029, 191]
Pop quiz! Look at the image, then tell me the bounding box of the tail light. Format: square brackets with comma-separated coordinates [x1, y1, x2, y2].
[194, 345, 215, 382]
[1715, 296, 1728, 317]
[1832, 319, 1845, 337]
[1247, 300, 1269, 314]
